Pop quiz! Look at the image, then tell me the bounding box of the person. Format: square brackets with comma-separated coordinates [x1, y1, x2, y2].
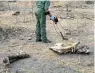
[35, 0, 55, 43]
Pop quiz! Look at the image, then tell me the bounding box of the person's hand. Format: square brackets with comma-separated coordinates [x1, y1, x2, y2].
[50, 16, 55, 21]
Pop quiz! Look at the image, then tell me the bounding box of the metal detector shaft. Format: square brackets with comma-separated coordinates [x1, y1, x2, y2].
[53, 21, 68, 40]
[60, 32, 65, 40]
[54, 23, 68, 40]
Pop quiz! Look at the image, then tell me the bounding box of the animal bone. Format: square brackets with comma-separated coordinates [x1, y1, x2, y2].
[49, 40, 89, 54]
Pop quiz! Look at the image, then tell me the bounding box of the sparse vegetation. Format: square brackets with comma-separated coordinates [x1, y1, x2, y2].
[0, 1, 94, 73]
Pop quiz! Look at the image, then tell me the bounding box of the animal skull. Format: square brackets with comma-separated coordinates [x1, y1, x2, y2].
[49, 41, 89, 54]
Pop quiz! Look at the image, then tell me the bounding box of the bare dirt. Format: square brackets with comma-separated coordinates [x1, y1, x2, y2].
[0, 1, 94, 73]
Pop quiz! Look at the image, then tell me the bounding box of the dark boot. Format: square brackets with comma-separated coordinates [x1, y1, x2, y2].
[42, 39, 51, 43]
[36, 39, 42, 42]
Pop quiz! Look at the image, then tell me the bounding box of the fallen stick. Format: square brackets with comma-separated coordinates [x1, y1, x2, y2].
[3, 53, 30, 66]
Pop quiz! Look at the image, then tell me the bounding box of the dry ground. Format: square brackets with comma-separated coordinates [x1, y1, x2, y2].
[0, 1, 94, 73]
